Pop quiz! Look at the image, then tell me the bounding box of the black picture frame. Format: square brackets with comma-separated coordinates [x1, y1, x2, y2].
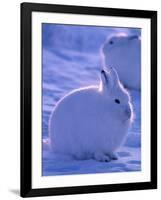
[21, 2, 157, 197]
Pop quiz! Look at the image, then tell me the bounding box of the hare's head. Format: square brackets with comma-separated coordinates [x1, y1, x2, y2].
[100, 68, 134, 124]
[102, 34, 140, 54]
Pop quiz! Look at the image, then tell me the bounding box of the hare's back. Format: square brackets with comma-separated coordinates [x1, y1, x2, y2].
[55, 86, 99, 112]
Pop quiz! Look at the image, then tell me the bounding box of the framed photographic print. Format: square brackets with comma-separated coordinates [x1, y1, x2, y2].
[21, 2, 157, 197]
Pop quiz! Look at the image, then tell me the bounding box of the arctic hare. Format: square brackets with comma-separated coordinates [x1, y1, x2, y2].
[49, 68, 133, 162]
[102, 34, 141, 90]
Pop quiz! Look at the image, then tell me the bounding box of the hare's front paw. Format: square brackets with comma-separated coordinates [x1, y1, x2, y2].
[108, 152, 118, 160]
[94, 152, 111, 162]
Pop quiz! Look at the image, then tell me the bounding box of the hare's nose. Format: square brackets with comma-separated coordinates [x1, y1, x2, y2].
[128, 35, 139, 40]
[125, 107, 131, 118]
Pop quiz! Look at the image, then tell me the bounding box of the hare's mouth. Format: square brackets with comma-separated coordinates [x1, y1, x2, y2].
[124, 114, 134, 124]
[122, 114, 132, 123]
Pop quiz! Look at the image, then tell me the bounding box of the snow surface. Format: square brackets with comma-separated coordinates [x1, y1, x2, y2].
[42, 24, 141, 176]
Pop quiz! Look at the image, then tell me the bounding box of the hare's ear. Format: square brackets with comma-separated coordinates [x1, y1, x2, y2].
[101, 70, 112, 91]
[110, 67, 119, 85]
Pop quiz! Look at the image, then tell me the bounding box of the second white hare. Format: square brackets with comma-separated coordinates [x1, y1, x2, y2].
[102, 34, 141, 90]
[49, 68, 134, 162]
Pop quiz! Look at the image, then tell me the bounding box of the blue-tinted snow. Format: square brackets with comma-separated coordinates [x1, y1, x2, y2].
[42, 24, 141, 176]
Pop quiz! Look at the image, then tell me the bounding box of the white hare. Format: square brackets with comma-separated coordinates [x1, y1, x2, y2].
[49, 68, 133, 162]
[101, 34, 141, 90]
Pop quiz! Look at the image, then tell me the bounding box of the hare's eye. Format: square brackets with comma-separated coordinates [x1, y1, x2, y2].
[109, 40, 114, 45]
[115, 99, 120, 104]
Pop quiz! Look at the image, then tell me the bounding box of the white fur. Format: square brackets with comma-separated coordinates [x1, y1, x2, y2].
[101, 34, 141, 90]
[49, 68, 134, 162]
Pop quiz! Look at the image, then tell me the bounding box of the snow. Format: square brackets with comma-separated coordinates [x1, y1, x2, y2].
[42, 24, 141, 176]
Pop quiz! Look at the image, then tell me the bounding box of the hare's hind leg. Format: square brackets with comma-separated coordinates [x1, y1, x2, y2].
[94, 151, 111, 162]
